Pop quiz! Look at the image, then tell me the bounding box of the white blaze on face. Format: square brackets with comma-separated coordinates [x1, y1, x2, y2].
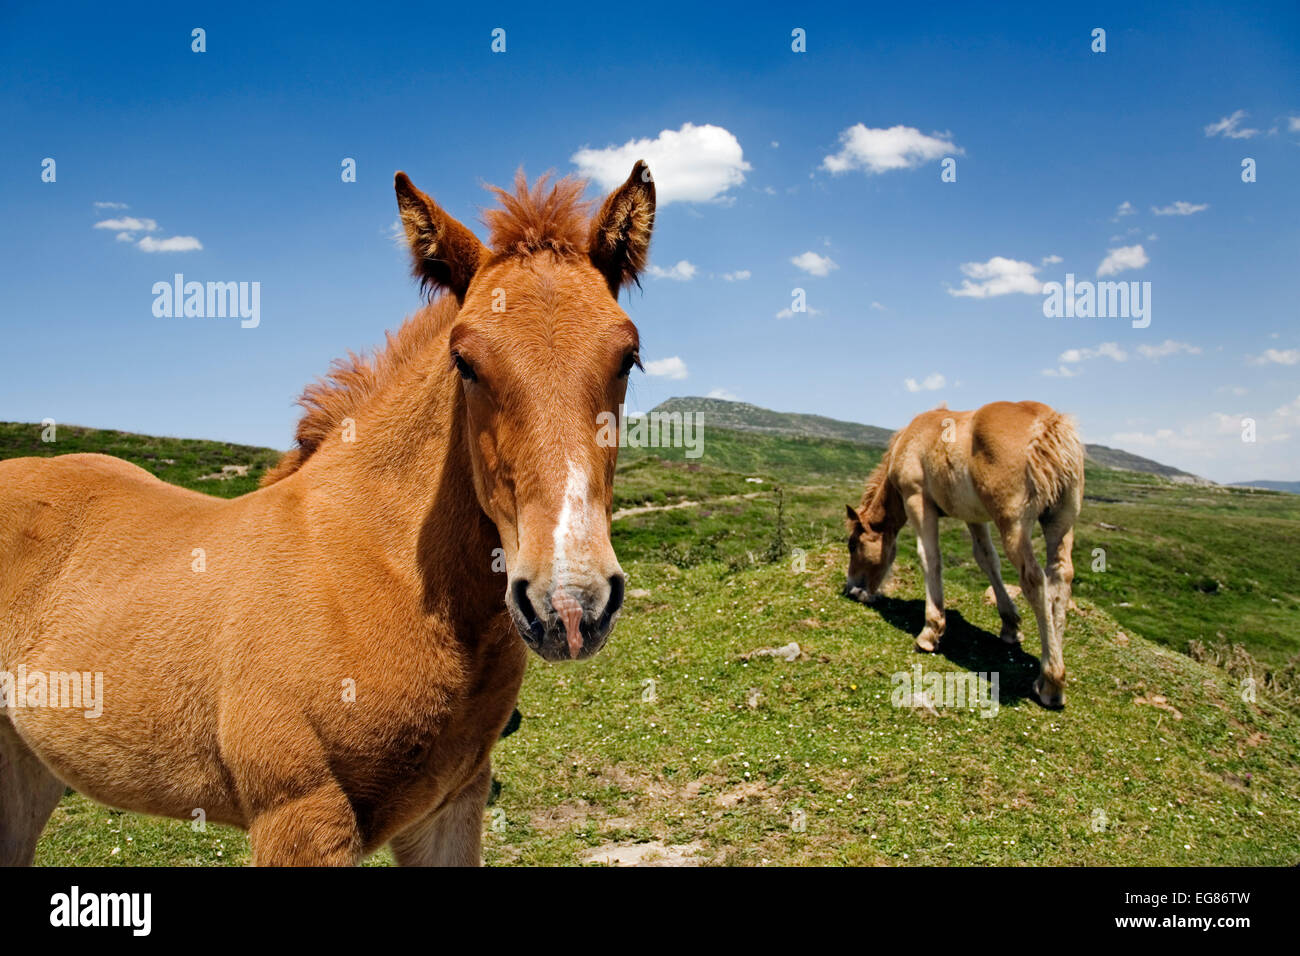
[552, 460, 594, 582]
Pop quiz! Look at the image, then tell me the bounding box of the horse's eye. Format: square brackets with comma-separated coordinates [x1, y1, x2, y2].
[618, 351, 641, 379]
[452, 353, 477, 382]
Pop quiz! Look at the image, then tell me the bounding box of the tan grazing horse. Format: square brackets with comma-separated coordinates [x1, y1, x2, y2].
[0, 161, 656, 865]
[844, 401, 1084, 707]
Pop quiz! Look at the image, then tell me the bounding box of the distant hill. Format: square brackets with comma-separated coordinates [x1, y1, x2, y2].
[1081, 444, 1211, 485]
[1231, 480, 1300, 494]
[649, 398, 894, 447]
[650, 397, 1213, 483]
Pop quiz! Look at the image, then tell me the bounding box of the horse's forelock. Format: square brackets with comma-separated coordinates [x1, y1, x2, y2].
[482, 170, 593, 259]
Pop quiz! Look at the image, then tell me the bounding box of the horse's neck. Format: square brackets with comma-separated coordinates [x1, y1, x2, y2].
[290, 354, 502, 623]
[865, 454, 906, 534]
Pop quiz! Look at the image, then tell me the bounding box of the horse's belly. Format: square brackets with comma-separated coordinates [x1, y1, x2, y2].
[928, 471, 991, 524]
[11, 702, 244, 825]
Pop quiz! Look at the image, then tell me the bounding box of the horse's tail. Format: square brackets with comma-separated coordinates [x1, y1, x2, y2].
[1026, 410, 1085, 514]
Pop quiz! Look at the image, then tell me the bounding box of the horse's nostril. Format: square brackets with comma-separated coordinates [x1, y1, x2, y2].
[511, 579, 544, 643]
[600, 575, 625, 627]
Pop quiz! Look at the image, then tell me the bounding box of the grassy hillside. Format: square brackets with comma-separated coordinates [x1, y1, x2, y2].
[1232, 480, 1300, 494]
[3, 420, 1297, 866]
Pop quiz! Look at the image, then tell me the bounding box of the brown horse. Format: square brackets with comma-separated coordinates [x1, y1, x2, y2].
[0, 161, 656, 865]
[844, 401, 1084, 707]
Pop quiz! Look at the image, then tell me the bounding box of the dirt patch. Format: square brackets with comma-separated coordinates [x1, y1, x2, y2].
[714, 780, 770, 808]
[1133, 694, 1183, 719]
[530, 800, 596, 832]
[196, 464, 250, 481]
[612, 492, 763, 521]
[579, 840, 707, 867]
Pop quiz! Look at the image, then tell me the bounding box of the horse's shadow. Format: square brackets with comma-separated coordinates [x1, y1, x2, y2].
[861, 595, 1043, 707]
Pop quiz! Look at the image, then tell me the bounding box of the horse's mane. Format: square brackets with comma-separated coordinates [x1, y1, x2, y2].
[262, 172, 594, 487]
[260, 302, 454, 485]
[854, 438, 906, 532]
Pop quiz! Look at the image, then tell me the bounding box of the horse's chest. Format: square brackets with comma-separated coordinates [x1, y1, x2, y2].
[337, 632, 527, 841]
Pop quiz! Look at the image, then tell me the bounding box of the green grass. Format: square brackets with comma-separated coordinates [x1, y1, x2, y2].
[4, 420, 1297, 866]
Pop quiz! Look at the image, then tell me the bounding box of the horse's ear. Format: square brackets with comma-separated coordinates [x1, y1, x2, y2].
[589, 159, 656, 297]
[394, 172, 487, 302]
[844, 504, 863, 532]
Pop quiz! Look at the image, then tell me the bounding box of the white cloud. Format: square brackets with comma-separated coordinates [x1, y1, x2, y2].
[94, 217, 157, 233]
[904, 372, 946, 392]
[1109, 395, 1300, 482]
[93, 201, 128, 210]
[706, 387, 739, 400]
[1112, 201, 1135, 220]
[790, 251, 837, 277]
[1276, 394, 1300, 419]
[721, 269, 751, 281]
[1137, 339, 1202, 359]
[870, 301, 887, 311]
[1152, 201, 1208, 216]
[647, 260, 697, 281]
[1097, 244, 1148, 277]
[93, 212, 201, 252]
[644, 356, 688, 379]
[571, 123, 750, 205]
[775, 306, 822, 319]
[137, 235, 203, 253]
[822, 124, 961, 175]
[947, 256, 1042, 298]
[1054, 340, 1200, 376]
[1204, 109, 1259, 139]
[1060, 342, 1129, 364]
[1041, 254, 1063, 265]
[1251, 348, 1300, 366]
[1289, 116, 1300, 133]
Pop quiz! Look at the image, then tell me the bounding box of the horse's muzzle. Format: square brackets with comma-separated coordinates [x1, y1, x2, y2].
[508, 576, 625, 661]
[843, 581, 877, 605]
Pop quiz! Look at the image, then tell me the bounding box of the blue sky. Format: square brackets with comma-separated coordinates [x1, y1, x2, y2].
[2, 1, 1297, 482]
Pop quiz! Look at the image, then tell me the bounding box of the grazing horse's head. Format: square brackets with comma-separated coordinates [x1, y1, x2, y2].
[394, 162, 655, 662]
[843, 503, 898, 604]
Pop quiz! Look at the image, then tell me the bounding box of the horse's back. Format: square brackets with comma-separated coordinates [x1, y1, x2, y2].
[968, 401, 1083, 517]
[0, 452, 201, 507]
[0, 452, 224, 656]
[890, 402, 1082, 523]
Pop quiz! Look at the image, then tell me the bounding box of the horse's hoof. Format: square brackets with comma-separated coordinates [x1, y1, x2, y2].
[914, 631, 941, 653]
[1000, 628, 1023, 645]
[1032, 677, 1065, 709]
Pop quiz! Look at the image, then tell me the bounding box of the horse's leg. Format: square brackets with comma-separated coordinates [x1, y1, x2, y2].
[390, 764, 491, 867]
[968, 522, 1021, 643]
[0, 719, 66, 867]
[906, 494, 945, 652]
[998, 516, 1062, 707]
[1041, 509, 1077, 698]
[247, 782, 361, 866]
